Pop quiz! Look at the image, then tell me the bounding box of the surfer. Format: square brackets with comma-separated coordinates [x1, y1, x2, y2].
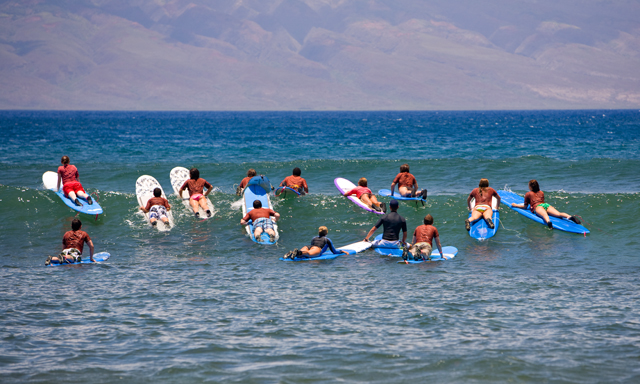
[279, 167, 309, 194]
[465, 178, 501, 231]
[390, 164, 427, 199]
[56, 155, 93, 206]
[139, 187, 171, 226]
[404, 214, 443, 261]
[344, 177, 386, 212]
[364, 199, 407, 247]
[510, 179, 581, 229]
[240, 200, 280, 242]
[178, 168, 213, 218]
[283, 226, 348, 259]
[236, 169, 257, 195]
[45, 219, 94, 265]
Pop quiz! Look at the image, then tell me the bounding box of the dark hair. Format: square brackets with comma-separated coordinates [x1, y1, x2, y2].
[253, 200, 262, 209]
[153, 187, 162, 197]
[479, 178, 489, 196]
[400, 163, 410, 173]
[293, 167, 301, 176]
[247, 169, 256, 177]
[190, 168, 199, 180]
[529, 179, 540, 192]
[423, 214, 434, 225]
[61, 156, 70, 165]
[71, 218, 82, 230]
[358, 177, 368, 187]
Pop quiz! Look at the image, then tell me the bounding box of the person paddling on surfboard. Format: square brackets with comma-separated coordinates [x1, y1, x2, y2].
[139, 187, 171, 227]
[45, 218, 95, 265]
[364, 199, 406, 247]
[404, 214, 443, 261]
[390, 164, 427, 200]
[236, 169, 257, 196]
[283, 226, 348, 259]
[241, 200, 280, 242]
[279, 167, 309, 195]
[344, 178, 386, 213]
[465, 178, 500, 231]
[178, 168, 213, 219]
[510, 179, 581, 229]
[56, 156, 93, 207]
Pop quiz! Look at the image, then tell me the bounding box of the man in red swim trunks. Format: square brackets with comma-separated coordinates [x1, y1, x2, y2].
[240, 200, 280, 242]
[57, 155, 93, 206]
[279, 167, 309, 194]
[45, 218, 95, 265]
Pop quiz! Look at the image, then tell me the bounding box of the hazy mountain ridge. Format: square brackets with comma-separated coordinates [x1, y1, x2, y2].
[1, 0, 639, 110]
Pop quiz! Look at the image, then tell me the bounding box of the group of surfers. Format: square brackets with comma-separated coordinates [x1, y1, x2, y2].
[46, 157, 583, 265]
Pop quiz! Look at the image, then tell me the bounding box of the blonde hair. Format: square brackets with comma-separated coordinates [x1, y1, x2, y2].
[318, 226, 328, 236]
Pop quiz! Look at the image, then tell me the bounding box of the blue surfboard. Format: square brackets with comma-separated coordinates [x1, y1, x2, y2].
[398, 246, 458, 264]
[47, 252, 110, 266]
[280, 240, 372, 261]
[275, 186, 301, 197]
[372, 234, 404, 256]
[42, 171, 103, 215]
[378, 189, 426, 204]
[242, 176, 279, 244]
[498, 190, 589, 234]
[468, 196, 499, 240]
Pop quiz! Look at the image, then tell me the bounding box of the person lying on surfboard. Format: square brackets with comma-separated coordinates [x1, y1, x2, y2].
[510, 179, 581, 229]
[344, 177, 386, 212]
[390, 163, 427, 200]
[56, 155, 93, 207]
[139, 187, 171, 227]
[283, 226, 348, 259]
[465, 178, 500, 231]
[279, 167, 309, 194]
[364, 199, 406, 247]
[404, 214, 443, 261]
[45, 219, 95, 265]
[178, 168, 213, 218]
[236, 168, 257, 195]
[240, 200, 280, 242]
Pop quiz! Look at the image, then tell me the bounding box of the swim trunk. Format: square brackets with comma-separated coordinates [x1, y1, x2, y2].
[59, 248, 80, 262]
[538, 203, 550, 211]
[62, 181, 85, 197]
[149, 205, 168, 220]
[474, 205, 491, 212]
[253, 217, 274, 231]
[191, 193, 204, 201]
[409, 242, 432, 260]
[371, 239, 402, 248]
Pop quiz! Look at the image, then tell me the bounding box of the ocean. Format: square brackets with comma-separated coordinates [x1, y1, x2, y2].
[1, 110, 639, 383]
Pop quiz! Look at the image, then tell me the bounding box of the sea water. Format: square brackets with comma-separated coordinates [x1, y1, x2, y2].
[1, 110, 639, 383]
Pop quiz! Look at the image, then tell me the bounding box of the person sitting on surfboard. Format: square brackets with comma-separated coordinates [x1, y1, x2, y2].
[241, 200, 280, 242]
[178, 168, 213, 218]
[45, 219, 95, 265]
[283, 226, 348, 259]
[404, 214, 444, 261]
[510, 179, 581, 229]
[344, 177, 386, 212]
[236, 169, 257, 195]
[465, 178, 500, 231]
[390, 164, 427, 200]
[139, 187, 171, 226]
[364, 199, 406, 246]
[56, 155, 93, 207]
[279, 167, 309, 195]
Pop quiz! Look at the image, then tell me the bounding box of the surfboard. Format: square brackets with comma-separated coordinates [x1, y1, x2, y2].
[334, 177, 384, 215]
[378, 189, 426, 204]
[42, 171, 103, 215]
[275, 186, 301, 197]
[46, 252, 110, 266]
[135, 175, 174, 231]
[372, 234, 404, 256]
[170, 167, 215, 219]
[280, 240, 373, 261]
[398, 246, 458, 264]
[497, 190, 590, 234]
[468, 196, 499, 240]
[242, 176, 279, 244]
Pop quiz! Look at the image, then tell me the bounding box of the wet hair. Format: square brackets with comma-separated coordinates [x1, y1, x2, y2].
[400, 164, 410, 173]
[153, 187, 162, 197]
[318, 226, 328, 236]
[479, 178, 489, 196]
[253, 200, 262, 209]
[247, 169, 257, 177]
[190, 168, 199, 180]
[358, 177, 368, 187]
[423, 214, 434, 225]
[293, 167, 301, 176]
[71, 218, 82, 231]
[529, 179, 540, 192]
[61, 156, 70, 165]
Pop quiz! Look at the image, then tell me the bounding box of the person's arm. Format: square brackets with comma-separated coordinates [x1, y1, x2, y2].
[327, 239, 345, 254]
[402, 229, 407, 244]
[204, 182, 213, 196]
[178, 184, 187, 199]
[344, 188, 354, 196]
[240, 212, 250, 225]
[467, 193, 473, 211]
[88, 239, 95, 262]
[364, 226, 377, 242]
[139, 206, 149, 213]
[303, 180, 309, 194]
[272, 212, 280, 222]
[494, 191, 501, 210]
[410, 234, 417, 247]
[56, 172, 62, 191]
[166, 199, 171, 210]
[434, 235, 443, 258]
[390, 182, 396, 196]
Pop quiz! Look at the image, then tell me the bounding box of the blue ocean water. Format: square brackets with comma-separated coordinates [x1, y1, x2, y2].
[1, 110, 640, 383]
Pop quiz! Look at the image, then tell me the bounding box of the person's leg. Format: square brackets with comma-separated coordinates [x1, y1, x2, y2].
[482, 208, 495, 228]
[469, 209, 484, 223]
[398, 186, 411, 197]
[198, 197, 208, 210]
[535, 205, 552, 227]
[67, 191, 78, 201]
[419, 243, 433, 259]
[189, 198, 200, 214]
[254, 227, 264, 238]
[546, 205, 571, 220]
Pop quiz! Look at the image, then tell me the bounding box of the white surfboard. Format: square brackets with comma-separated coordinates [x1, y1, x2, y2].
[135, 175, 174, 231]
[170, 167, 215, 219]
[334, 177, 383, 215]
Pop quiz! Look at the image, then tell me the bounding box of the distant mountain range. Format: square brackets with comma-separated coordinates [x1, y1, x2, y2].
[1, 0, 639, 110]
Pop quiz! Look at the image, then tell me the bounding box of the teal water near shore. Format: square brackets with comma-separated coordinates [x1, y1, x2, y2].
[1, 110, 639, 382]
